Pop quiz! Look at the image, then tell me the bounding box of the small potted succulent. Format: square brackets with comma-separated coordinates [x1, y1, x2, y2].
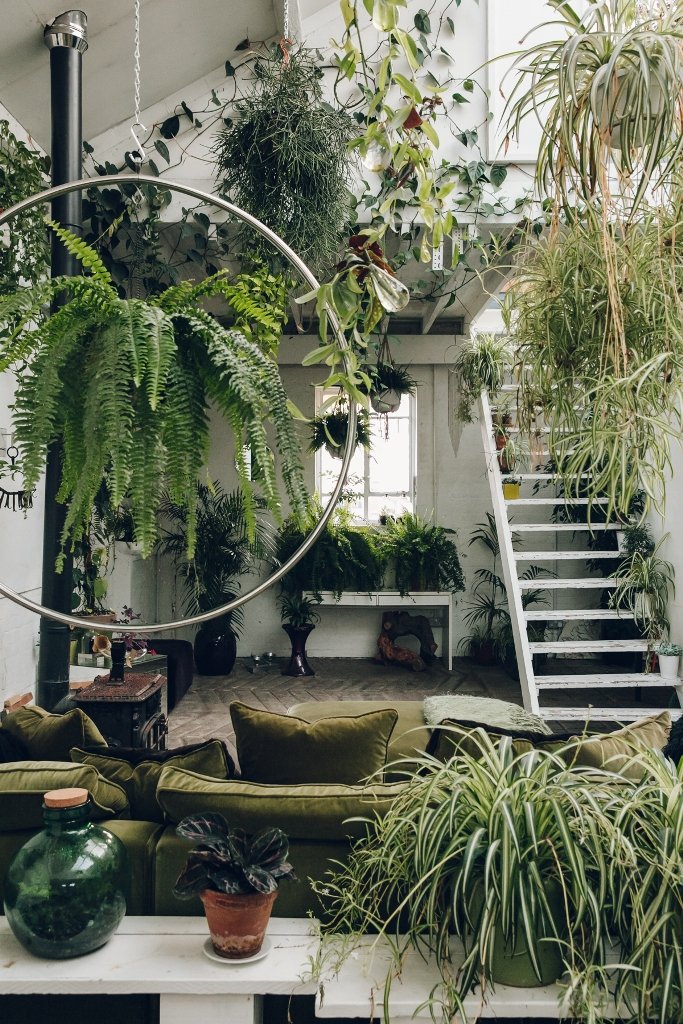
[173, 812, 296, 959]
[656, 642, 682, 681]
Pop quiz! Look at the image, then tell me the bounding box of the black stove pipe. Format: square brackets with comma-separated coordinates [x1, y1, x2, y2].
[37, 11, 88, 709]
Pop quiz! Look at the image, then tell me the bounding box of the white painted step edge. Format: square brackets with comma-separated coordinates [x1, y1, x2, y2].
[518, 578, 616, 589]
[514, 523, 621, 532]
[506, 497, 607, 506]
[537, 675, 681, 690]
[539, 707, 683, 722]
[524, 609, 633, 621]
[529, 640, 648, 653]
[515, 551, 618, 560]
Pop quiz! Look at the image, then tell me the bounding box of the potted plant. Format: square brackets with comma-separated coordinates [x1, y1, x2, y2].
[361, 362, 418, 414]
[655, 641, 682, 681]
[314, 736, 617, 1017]
[173, 812, 296, 959]
[502, 476, 521, 500]
[380, 512, 465, 596]
[610, 537, 675, 647]
[451, 333, 512, 422]
[0, 225, 307, 566]
[309, 407, 372, 460]
[278, 593, 321, 678]
[157, 483, 275, 675]
[213, 47, 356, 273]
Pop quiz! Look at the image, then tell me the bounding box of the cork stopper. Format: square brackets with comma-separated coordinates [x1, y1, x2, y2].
[44, 788, 89, 808]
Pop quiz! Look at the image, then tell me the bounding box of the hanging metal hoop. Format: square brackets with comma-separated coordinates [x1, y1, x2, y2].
[0, 174, 357, 634]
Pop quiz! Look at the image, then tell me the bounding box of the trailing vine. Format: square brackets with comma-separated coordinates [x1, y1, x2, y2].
[0, 120, 50, 295]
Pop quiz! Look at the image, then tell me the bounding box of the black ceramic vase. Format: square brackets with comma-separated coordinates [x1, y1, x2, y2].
[282, 623, 315, 677]
[194, 622, 237, 676]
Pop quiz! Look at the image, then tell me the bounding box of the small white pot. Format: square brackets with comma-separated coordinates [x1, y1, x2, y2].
[658, 653, 681, 680]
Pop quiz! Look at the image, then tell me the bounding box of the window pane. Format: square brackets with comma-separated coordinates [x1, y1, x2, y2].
[368, 415, 411, 493]
[368, 494, 413, 521]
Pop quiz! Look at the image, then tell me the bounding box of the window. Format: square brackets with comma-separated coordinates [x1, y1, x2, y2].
[316, 388, 416, 522]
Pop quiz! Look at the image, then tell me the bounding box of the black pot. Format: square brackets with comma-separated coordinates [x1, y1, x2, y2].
[194, 625, 237, 676]
[282, 623, 315, 677]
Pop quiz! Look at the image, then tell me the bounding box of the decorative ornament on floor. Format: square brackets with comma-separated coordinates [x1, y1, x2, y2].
[376, 610, 438, 672]
[279, 593, 320, 677]
[4, 787, 127, 959]
[173, 812, 297, 959]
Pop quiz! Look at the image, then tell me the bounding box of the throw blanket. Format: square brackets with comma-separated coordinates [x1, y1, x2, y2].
[423, 695, 552, 735]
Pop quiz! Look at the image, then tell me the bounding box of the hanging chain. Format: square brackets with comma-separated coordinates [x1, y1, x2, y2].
[130, 0, 146, 166]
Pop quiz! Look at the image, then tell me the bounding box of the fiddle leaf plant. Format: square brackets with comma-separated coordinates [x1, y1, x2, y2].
[0, 224, 307, 566]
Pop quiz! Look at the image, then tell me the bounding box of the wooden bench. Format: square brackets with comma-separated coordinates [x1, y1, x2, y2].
[0, 916, 318, 1024]
[306, 591, 453, 670]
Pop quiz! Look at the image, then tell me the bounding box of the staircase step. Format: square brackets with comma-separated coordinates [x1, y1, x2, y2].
[518, 577, 616, 590]
[537, 673, 678, 689]
[506, 497, 607, 506]
[515, 551, 618, 561]
[515, 474, 591, 481]
[525, 609, 633, 621]
[514, 523, 620, 532]
[529, 640, 648, 654]
[538, 707, 683, 722]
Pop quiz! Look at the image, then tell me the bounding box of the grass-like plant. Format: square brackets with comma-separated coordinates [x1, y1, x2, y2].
[505, 0, 683, 210]
[0, 225, 307, 565]
[214, 47, 356, 273]
[278, 592, 321, 627]
[610, 536, 675, 641]
[451, 333, 512, 422]
[506, 210, 683, 519]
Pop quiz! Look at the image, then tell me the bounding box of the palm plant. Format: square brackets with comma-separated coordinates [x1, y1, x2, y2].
[505, 0, 683, 210]
[0, 226, 306, 565]
[156, 482, 275, 637]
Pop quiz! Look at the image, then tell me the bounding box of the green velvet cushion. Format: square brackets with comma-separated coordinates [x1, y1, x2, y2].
[70, 740, 234, 822]
[2, 706, 107, 761]
[567, 711, 672, 779]
[230, 701, 398, 784]
[0, 761, 129, 831]
[157, 766, 404, 840]
[103, 819, 164, 914]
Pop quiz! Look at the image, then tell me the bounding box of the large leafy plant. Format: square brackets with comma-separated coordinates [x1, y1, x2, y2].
[0, 226, 307, 565]
[173, 812, 296, 896]
[380, 512, 465, 595]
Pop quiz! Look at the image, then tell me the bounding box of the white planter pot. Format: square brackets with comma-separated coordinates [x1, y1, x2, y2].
[370, 389, 402, 414]
[658, 654, 680, 680]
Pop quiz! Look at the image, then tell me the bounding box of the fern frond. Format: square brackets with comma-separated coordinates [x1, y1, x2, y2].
[115, 298, 176, 408]
[48, 221, 114, 286]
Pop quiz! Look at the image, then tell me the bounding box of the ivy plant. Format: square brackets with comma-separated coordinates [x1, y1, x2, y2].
[0, 226, 307, 566]
[0, 120, 50, 294]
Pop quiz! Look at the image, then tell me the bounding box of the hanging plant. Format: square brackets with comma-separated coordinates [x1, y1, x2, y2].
[308, 407, 371, 461]
[0, 225, 307, 565]
[213, 47, 357, 273]
[505, 0, 683, 210]
[451, 333, 512, 423]
[0, 120, 50, 295]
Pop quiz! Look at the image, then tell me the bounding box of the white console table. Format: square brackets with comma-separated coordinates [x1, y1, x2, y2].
[307, 591, 453, 670]
[0, 916, 318, 1024]
[316, 935, 622, 1021]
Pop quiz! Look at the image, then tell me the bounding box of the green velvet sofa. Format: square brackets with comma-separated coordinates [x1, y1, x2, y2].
[0, 700, 430, 920]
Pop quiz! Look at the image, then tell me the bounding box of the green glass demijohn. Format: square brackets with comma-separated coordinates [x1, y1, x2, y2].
[3, 787, 127, 958]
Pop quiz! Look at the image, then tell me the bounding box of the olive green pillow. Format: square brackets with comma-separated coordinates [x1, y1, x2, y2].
[71, 740, 234, 822]
[567, 711, 672, 779]
[230, 701, 398, 784]
[157, 766, 405, 840]
[2, 706, 107, 761]
[0, 760, 129, 832]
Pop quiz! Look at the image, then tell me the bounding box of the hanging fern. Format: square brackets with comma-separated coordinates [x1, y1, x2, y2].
[0, 225, 307, 567]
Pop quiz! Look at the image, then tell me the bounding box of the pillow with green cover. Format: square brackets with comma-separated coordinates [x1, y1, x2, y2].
[0, 760, 129, 831]
[2, 706, 107, 761]
[70, 739, 234, 821]
[229, 701, 398, 784]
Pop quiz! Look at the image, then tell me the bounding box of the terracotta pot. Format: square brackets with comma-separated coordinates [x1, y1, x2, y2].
[200, 889, 278, 959]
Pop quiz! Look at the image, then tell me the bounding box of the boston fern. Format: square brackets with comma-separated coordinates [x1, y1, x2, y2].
[0, 225, 307, 564]
[173, 812, 296, 896]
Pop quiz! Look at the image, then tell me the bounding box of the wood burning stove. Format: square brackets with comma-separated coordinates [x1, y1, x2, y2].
[73, 672, 168, 749]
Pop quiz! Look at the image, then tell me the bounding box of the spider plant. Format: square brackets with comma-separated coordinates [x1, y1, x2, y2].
[0, 226, 307, 564]
[496, 432, 530, 475]
[505, 0, 683, 210]
[314, 737, 629, 1019]
[610, 536, 675, 642]
[452, 333, 512, 422]
[506, 207, 683, 520]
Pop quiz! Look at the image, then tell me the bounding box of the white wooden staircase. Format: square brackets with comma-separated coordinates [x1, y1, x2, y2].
[479, 389, 683, 723]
